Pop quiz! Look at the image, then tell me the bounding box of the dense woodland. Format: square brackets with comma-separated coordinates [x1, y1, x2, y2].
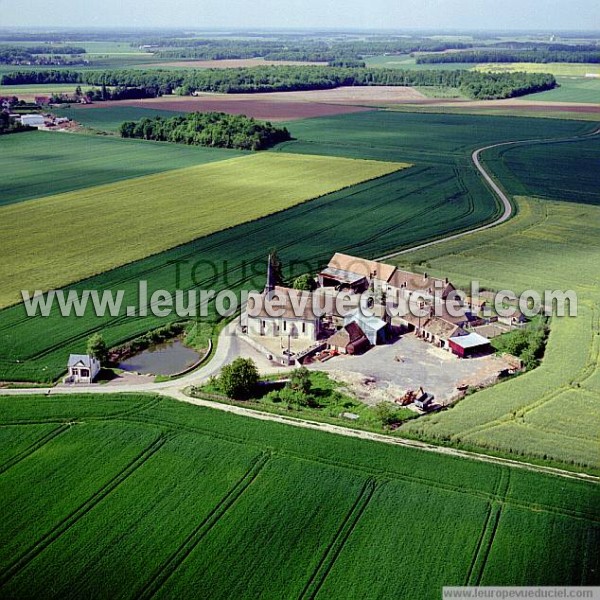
[417, 49, 600, 64]
[146, 38, 474, 63]
[119, 112, 291, 150]
[1, 66, 557, 100]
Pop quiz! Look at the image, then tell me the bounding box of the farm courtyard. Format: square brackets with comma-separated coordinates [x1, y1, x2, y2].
[311, 335, 511, 405]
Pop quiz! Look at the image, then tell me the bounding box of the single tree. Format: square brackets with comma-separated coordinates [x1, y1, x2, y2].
[289, 367, 312, 395]
[219, 358, 259, 400]
[87, 333, 108, 365]
[292, 274, 316, 291]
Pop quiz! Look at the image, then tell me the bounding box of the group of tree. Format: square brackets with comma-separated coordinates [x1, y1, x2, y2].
[417, 49, 600, 64]
[119, 112, 291, 151]
[1, 66, 557, 100]
[49, 84, 158, 104]
[492, 317, 550, 370]
[0, 46, 87, 66]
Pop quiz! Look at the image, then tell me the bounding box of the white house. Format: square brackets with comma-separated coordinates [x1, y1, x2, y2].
[66, 354, 101, 384]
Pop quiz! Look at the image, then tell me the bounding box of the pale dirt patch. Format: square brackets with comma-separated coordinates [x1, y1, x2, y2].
[323, 370, 406, 406]
[257, 86, 429, 105]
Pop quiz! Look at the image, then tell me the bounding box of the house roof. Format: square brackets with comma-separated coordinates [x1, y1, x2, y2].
[247, 287, 320, 321]
[448, 332, 491, 349]
[326, 253, 396, 283]
[68, 354, 95, 368]
[422, 317, 463, 340]
[389, 269, 455, 298]
[318, 266, 367, 285]
[328, 321, 368, 348]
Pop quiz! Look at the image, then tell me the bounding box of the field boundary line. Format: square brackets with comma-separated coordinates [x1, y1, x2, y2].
[298, 479, 377, 600]
[0, 433, 170, 588]
[0, 424, 71, 476]
[137, 451, 271, 600]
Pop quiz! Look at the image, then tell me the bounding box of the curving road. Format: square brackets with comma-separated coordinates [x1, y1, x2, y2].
[2, 125, 600, 482]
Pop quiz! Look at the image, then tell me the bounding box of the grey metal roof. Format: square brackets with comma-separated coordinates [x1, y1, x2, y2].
[319, 267, 366, 284]
[68, 354, 93, 367]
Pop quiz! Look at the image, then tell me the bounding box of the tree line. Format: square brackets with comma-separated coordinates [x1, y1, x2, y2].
[143, 37, 474, 62]
[119, 112, 291, 151]
[1, 66, 557, 100]
[417, 49, 600, 64]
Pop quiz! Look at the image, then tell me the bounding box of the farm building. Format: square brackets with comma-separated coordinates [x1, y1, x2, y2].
[327, 321, 370, 355]
[344, 310, 387, 345]
[65, 354, 100, 384]
[318, 253, 395, 294]
[19, 114, 46, 128]
[448, 332, 492, 358]
[388, 269, 456, 302]
[497, 309, 528, 327]
[420, 316, 465, 348]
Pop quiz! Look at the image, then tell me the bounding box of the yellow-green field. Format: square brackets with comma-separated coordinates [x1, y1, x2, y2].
[474, 63, 600, 77]
[398, 196, 600, 470]
[0, 153, 407, 308]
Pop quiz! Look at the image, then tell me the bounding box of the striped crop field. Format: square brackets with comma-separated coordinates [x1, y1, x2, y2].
[0, 152, 407, 308]
[1, 111, 592, 382]
[0, 394, 597, 598]
[397, 193, 600, 471]
[0, 131, 245, 207]
[394, 129, 600, 471]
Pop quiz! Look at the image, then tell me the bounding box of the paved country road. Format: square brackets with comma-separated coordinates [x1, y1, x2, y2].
[3, 125, 600, 483]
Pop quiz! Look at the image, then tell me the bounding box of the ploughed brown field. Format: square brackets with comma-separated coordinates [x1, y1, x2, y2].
[71, 97, 374, 121]
[144, 58, 328, 68]
[69, 86, 432, 121]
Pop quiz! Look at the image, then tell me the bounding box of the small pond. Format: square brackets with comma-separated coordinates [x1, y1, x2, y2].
[118, 339, 201, 376]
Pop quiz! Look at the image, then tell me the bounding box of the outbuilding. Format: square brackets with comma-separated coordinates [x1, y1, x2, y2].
[327, 321, 370, 355]
[344, 310, 387, 345]
[448, 332, 492, 358]
[66, 354, 101, 384]
[19, 114, 46, 128]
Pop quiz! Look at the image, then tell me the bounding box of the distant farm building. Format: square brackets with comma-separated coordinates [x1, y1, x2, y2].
[65, 354, 100, 384]
[19, 114, 46, 128]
